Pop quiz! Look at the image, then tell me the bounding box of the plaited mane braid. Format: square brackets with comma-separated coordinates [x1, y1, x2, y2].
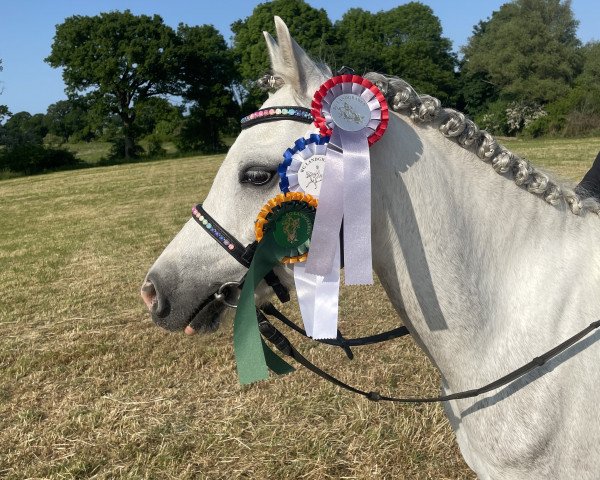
[365, 72, 600, 217]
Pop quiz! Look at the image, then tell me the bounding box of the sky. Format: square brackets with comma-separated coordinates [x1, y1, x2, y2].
[1, 0, 599, 115]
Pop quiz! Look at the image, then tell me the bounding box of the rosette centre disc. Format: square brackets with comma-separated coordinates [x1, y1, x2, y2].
[297, 155, 326, 196]
[273, 211, 313, 249]
[330, 93, 371, 132]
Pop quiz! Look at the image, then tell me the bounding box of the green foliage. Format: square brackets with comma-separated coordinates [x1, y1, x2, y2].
[0, 105, 10, 125]
[176, 24, 237, 149]
[19, 2, 600, 149]
[175, 104, 228, 153]
[0, 59, 8, 124]
[46, 11, 182, 158]
[462, 0, 581, 105]
[46, 97, 94, 142]
[0, 112, 49, 147]
[231, 0, 333, 109]
[334, 3, 459, 105]
[107, 137, 145, 161]
[145, 133, 167, 157]
[0, 144, 80, 174]
[522, 42, 600, 137]
[43, 133, 65, 147]
[134, 97, 183, 139]
[232, 0, 334, 81]
[476, 100, 510, 136]
[564, 41, 600, 135]
[458, 70, 500, 116]
[331, 9, 381, 73]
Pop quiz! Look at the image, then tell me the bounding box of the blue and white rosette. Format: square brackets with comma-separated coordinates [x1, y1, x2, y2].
[279, 134, 340, 340]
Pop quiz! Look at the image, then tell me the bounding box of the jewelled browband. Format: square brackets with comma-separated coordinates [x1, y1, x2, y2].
[240, 106, 313, 130]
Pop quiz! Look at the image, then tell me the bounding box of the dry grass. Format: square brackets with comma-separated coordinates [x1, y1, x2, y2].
[0, 138, 596, 479]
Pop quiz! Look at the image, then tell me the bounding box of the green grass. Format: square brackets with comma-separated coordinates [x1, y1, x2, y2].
[500, 136, 599, 181]
[0, 138, 597, 479]
[65, 140, 179, 165]
[64, 141, 113, 164]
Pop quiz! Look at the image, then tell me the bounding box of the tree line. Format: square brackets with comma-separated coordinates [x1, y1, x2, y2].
[1, 0, 599, 174]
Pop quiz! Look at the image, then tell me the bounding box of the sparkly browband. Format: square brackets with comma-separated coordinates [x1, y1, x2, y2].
[192, 204, 252, 267]
[240, 106, 313, 130]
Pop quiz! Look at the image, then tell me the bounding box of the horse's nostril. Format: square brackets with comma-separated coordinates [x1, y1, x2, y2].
[141, 278, 171, 318]
[141, 281, 157, 311]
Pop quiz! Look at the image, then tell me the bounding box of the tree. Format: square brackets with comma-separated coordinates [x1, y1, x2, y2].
[46, 97, 94, 142]
[334, 3, 459, 105]
[176, 24, 238, 151]
[332, 9, 383, 73]
[134, 97, 183, 139]
[0, 112, 48, 147]
[549, 41, 600, 136]
[0, 59, 11, 124]
[231, 0, 334, 109]
[461, 0, 582, 105]
[46, 11, 181, 158]
[576, 42, 600, 91]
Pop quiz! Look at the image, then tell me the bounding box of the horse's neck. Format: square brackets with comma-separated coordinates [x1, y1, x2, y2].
[371, 113, 600, 390]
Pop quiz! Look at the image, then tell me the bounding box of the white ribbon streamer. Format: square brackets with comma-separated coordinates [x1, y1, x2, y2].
[293, 242, 340, 339]
[306, 76, 387, 286]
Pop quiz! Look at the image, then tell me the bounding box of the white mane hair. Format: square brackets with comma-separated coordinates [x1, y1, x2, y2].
[363, 72, 600, 217]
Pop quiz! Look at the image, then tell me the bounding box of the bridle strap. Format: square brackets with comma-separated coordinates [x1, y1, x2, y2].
[240, 106, 313, 130]
[192, 204, 254, 268]
[258, 306, 600, 403]
[192, 204, 290, 303]
[261, 302, 409, 360]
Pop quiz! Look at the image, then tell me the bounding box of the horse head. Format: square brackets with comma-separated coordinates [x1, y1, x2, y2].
[141, 18, 330, 333]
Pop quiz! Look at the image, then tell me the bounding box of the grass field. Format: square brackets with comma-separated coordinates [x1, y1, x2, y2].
[65, 141, 179, 164]
[0, 136, 598, 479]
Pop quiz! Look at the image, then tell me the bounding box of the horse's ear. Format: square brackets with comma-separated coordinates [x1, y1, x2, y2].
[263, 16, 325, 100]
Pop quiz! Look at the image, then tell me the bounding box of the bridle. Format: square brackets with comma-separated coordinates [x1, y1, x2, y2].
[191, 102, 600, 404]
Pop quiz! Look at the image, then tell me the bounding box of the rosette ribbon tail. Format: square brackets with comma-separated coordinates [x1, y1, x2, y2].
[233, 234, 294, 384]
[304, 129, 344, 277]
[340, 131, 372, 284]
[234, 193, 317, 384]
[293, 241, 341, 339]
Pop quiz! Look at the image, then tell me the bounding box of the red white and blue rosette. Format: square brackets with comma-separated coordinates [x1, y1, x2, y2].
[278, 134, 340, 340]
[312, 75, 388, 146]
[305, 75, 389, 285]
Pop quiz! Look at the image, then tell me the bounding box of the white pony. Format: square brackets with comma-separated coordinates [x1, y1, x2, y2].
[142, 18, 600, 479]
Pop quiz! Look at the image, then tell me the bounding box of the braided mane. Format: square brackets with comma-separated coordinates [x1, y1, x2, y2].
[259, 69, 599, 216]
[363, 72, 600, 217]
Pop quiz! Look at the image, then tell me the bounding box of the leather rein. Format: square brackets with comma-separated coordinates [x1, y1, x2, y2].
[192, 105, 600, 404]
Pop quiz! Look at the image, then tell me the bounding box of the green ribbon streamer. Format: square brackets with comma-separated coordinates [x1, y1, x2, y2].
[233, 201, 314, 384]
[234, 234, 294, 384]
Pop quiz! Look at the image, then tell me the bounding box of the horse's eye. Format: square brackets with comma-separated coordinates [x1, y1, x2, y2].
[240, 167, 276, 186]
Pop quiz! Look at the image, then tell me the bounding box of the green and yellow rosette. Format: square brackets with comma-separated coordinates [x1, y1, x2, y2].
[234, 192, 318, 384]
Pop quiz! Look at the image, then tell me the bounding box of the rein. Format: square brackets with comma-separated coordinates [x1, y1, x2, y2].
[192, 104, 600, 404]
